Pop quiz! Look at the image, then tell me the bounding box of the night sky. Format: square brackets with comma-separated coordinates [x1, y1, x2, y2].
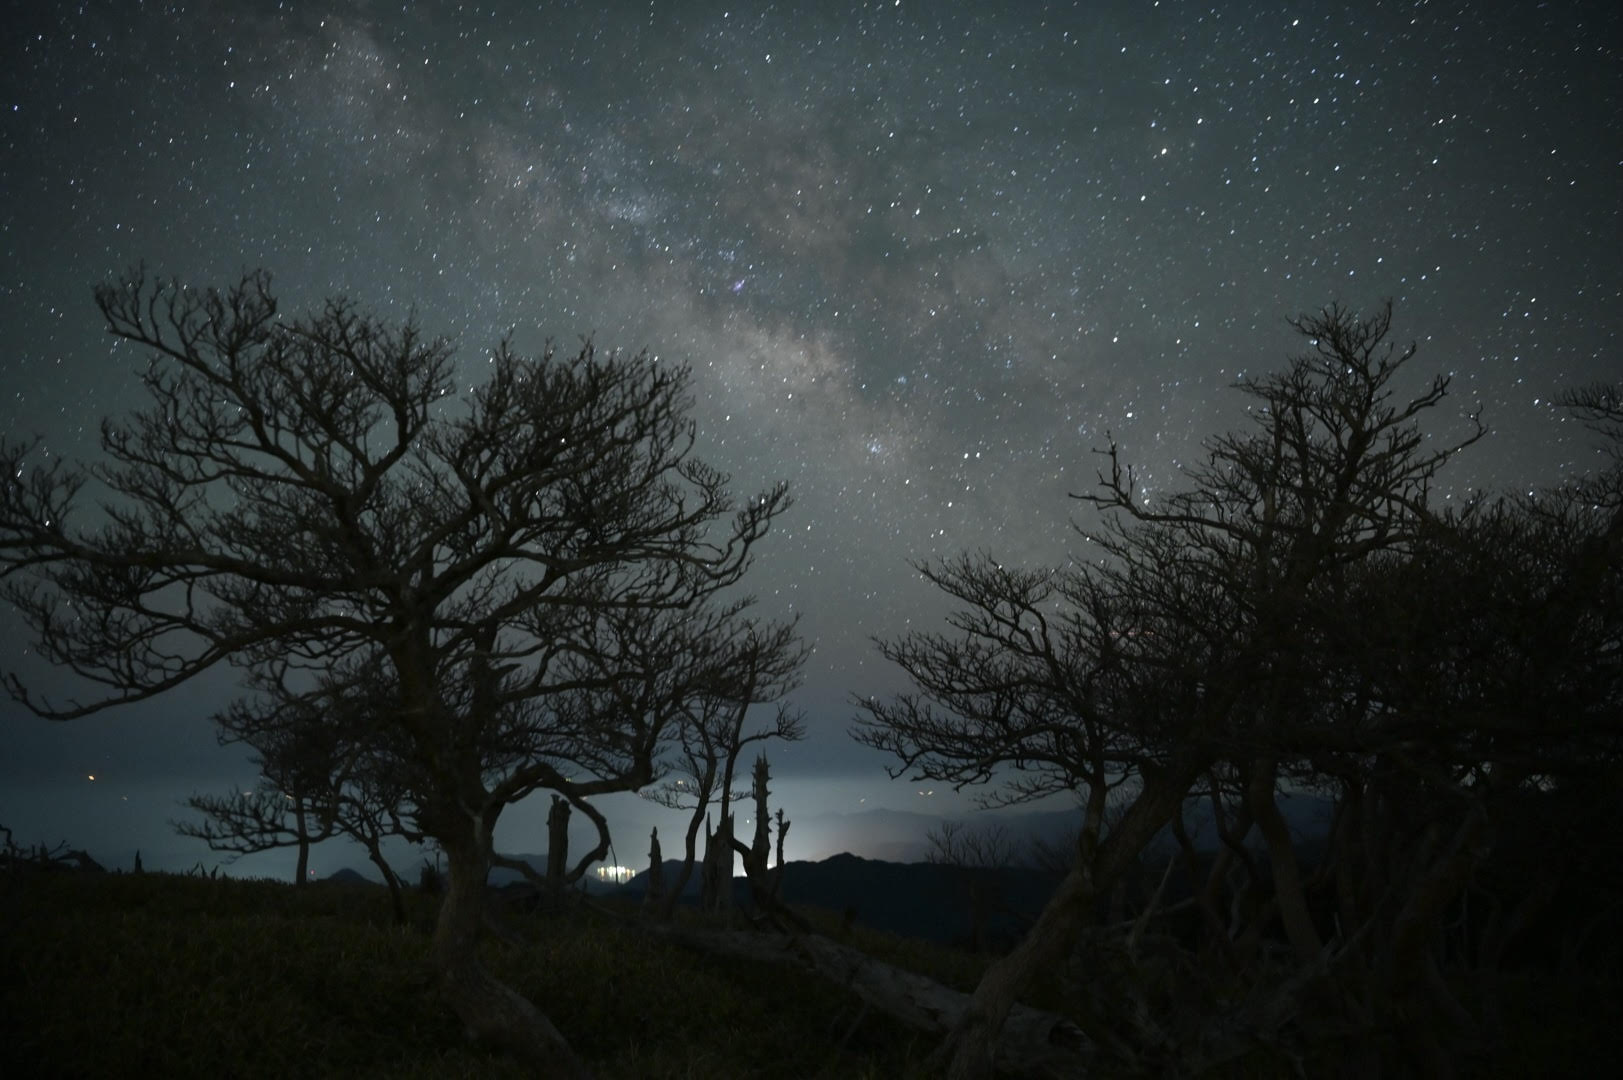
[2, 1, 1619, 877]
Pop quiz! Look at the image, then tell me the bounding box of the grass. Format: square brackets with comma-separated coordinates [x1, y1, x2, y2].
[3, 870, 1611, 1078]
[0, 870, 942, 1079]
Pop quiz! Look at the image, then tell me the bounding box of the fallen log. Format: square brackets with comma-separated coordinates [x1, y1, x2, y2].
[651, 923, 1095, 1078]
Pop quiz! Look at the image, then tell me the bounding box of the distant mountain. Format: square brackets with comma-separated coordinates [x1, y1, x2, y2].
[334, 794, 1335, 936]
[607, 852, 1064, 947]
[789, 807, 945, 863]
[790, 807, 1077, 865]
[582, 795, 1338, 947]
[792, 794, 1333, 868]
[320, 867, 373, 885]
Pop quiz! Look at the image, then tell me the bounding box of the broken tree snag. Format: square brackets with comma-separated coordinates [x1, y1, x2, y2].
[771, 807, 789, 902]
[652, 924, 1095, 1077]
[701, 811, 734, 914]
[733, 756, 801, 922]
[645, 827, 664, 909]
[746, 754, 772, 887]
[737, 752, 779, 906]
[546, 794, 571, 887]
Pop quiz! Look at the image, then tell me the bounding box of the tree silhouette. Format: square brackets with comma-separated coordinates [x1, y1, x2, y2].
[174, 663, 428, 919]
[0, 267, 790, 1074]
[643, 616, 805, 920]
[855, 302, 1491, 1077]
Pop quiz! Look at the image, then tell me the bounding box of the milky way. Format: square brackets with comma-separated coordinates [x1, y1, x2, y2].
[2, 1, 1618, 870]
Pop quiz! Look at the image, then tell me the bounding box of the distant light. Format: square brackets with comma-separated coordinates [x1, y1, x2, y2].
[87, 774, 95, 781]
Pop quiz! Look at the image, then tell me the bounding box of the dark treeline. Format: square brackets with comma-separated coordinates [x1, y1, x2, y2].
[854, 304, 1622, 1076]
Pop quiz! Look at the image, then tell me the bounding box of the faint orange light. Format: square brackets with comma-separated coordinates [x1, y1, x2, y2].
[87, 774, 95, 781]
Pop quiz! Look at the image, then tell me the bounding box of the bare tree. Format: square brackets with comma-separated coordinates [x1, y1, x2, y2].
[643, 617, 806, 920]
[178, 786, 333, 885]
[0, 824, 105, 873]
[854, 301, 1485, 1078]
[1562, 382, 1623, 451]
[174, 671, 426, 920]
[0, 267, 790, 1075]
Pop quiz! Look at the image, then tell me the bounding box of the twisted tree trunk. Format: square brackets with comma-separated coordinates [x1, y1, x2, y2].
[434, 827, 592, 1079]
[293, 797, 311, 886]
[364, 842, 407, 925]
[658, 803, 706, 921]
[937, 763, 1201, 1079]
[1247, 759, 1323, 966]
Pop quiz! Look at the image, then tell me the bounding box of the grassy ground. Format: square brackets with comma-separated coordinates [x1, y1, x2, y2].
[3, 870, 1612, 1078]
[0, 870, 948, 1079]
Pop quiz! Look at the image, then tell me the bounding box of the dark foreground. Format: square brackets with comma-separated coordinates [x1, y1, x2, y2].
[0, 869, 955, 1079]
[0, 870, 1610, 1078]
